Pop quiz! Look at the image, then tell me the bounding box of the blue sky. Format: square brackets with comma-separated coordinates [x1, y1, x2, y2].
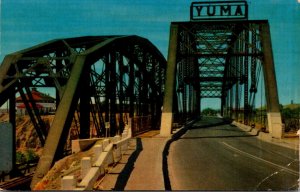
[0, 0, 299, 109]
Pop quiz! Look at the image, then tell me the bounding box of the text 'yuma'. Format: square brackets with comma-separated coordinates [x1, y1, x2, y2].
[191, 1, 248, 21]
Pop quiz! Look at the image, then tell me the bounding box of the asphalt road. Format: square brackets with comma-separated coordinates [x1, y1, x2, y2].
[168, 117, 299, 191]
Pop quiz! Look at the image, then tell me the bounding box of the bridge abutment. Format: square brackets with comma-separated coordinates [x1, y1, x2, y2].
[267, 112, 283, 139]
[160, 113, 173, 137]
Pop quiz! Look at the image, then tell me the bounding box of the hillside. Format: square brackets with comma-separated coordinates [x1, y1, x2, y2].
[283, 103, 300, 110]
[256, 103, 300, 110]
[0, 113, 54, 156]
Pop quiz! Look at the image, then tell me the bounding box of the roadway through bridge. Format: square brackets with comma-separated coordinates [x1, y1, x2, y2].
[167, 117, 299, 191]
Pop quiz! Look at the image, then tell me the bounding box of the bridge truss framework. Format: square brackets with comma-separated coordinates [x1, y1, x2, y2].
[0, 36, 166, 187]
[160, 20, 282, 138]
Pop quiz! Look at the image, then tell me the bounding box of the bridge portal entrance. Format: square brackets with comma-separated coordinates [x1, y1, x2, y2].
[160, 1, 282, 139]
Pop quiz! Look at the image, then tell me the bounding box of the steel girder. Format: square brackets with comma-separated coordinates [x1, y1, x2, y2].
[0, 35, 166, 188]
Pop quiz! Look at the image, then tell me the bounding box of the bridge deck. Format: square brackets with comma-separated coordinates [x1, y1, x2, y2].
[168, 117, 298, 190]
[96, 117, 299, 190]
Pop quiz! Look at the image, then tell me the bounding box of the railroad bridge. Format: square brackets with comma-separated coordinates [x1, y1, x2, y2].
[0, 0, 283, 189]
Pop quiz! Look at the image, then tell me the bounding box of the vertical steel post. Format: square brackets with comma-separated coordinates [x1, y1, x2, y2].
[235, 48, 240, 121]
[235, 53, 239, 120]
[250, 26, 257, 124]
[260, 22, 282, 138]
[220, 97, 223, 116]
[244, 29, 249, 125]
[110, 52, 117, 136]
[79, 65, 91, 139]
[139, 52, 147, 116]
[235, 83, 239, 121]
[105, 54, 110, 123]
[160, 24, 178, 136]
[55, 51, 63, 107]
[230, 87, 233, 119]
[118, 53, 125, 132]
[194, 66, 200, 117]
[129, 60, 135, 118]
[9, 90, 16, 177]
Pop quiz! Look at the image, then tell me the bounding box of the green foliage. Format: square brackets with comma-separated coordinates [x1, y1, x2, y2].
[280, 105, 300, 131]
[25, 149, 39, 162]
[16, 150, 39, 165]
[282, 108, 293, 119]
[281, 105, 300, 119]
[16, 151, 26, 164]
[202, 108, 218, 116]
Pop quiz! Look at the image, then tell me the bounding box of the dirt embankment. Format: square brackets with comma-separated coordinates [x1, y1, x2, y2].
[0, 113, 89, 189]
[33, 147, 95, 190]
[0, 113, 55, 155]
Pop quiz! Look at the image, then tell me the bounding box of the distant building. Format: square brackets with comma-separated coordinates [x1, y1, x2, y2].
[16, 88, 56, 115]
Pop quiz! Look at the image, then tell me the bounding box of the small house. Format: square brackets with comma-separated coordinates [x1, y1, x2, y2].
[16, 88, 56, 115]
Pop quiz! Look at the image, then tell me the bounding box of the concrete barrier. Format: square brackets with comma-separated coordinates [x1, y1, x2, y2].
[93, 145, 103, 162]
[61, 175, 76, 190]
[102, 139, 110, 149]
[81, 157, 91, 179]
[62, 125, 132, 190]
[112, 136, 122, 163]
[77, 167, 102, 190]
[72, 138, 103, 153]
[104, 143, 114, 167]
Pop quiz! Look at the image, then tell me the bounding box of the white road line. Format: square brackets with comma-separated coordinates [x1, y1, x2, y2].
[221, 141, 299, 176]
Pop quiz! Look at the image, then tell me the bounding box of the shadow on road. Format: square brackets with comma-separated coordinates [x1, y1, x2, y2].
[189, 119, 233, 130]
[179, 134, 257, 139]
[183, 119, 259, 139]
[114, 138, 143, 190]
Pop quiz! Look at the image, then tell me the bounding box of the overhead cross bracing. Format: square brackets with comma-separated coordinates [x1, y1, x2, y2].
[175, 21, 265, 100]
[0, 35, 166, 188]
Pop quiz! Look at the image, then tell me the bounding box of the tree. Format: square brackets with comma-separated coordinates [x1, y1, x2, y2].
[202, 108, 218, 116]
[16, 151, 26, 164]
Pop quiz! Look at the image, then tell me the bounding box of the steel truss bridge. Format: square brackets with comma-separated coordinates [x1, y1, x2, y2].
[160, 20, 282, 138]
[0, 36, 166, 187]
[0, 21, 282, 188]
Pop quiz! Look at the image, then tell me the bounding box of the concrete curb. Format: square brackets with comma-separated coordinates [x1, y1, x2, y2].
[162, 119, 197, 190]
[232, 121, 299, 151]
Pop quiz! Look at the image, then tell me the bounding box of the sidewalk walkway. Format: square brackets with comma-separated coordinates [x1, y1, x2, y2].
[232, 121, 299, 150]
[95, 132, 168, 190]
[124, 137, 167, 190]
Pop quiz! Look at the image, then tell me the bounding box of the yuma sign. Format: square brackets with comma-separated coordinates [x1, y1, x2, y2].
[190, 1, 248, 21]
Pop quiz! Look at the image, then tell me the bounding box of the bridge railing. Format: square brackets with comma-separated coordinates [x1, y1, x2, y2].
[132, 115, 151, 136]
[131, 115, 157, 136]
[172, 113, 198, 128]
